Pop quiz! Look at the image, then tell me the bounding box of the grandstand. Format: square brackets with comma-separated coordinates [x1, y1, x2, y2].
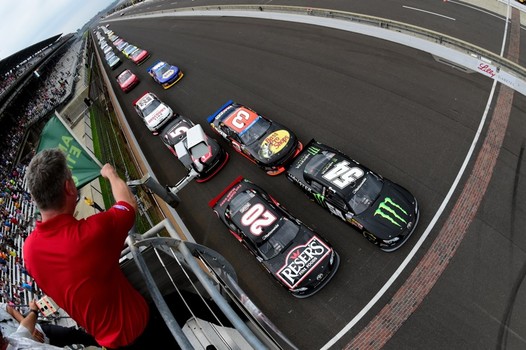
[0, 32, 87, 319]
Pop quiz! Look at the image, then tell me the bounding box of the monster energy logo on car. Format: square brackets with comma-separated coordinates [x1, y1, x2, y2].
[313, 193, 325, 205]
[374, 197, 408, 227]
[307, 146, 320, 156]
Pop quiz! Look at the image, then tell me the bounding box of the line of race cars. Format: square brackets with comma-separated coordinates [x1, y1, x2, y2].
[95, 26, 420, 298]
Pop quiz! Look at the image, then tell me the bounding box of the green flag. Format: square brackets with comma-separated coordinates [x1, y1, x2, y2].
[37, 112, 102, 189]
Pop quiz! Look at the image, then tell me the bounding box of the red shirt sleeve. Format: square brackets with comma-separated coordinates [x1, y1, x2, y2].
[84, 201, 136, 251]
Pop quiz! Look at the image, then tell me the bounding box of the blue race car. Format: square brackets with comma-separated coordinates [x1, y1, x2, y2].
[147, 60, 184, 89]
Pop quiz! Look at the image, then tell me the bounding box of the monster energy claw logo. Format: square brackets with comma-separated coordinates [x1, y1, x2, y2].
[313, 193, 325, 205]
[307, 146, 320, 156]
[374, 197, 408, 227]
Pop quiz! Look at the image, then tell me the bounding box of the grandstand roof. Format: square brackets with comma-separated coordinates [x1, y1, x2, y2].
[0, 34, 62, 76]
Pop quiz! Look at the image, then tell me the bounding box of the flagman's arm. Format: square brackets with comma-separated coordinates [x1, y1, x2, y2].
[101, 164, 138, 211]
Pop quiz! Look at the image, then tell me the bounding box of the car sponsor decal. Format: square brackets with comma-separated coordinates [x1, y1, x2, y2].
[322, 161, 364, 189]
[258, 130, 290, 159]
[277, 236, 331, 289]
[363, 231, 377, 242]
[326, 202, 345, 220]
[218, 183, 243, 207]
[307, 146, 320, 156]
[162, 69, 174, 79]
[350, 218, 363, 229]
[147, 106, 168, 124]
[313, 193, 325, 205]
[374, 197, 408, 227]
[224, 107, 258, 134]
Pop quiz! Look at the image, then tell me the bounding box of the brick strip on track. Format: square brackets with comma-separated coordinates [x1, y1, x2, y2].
[344, 8, 521, 350]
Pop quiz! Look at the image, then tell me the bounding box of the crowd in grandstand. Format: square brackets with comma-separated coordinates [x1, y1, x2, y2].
[0, 36, 85, 327]
[0, 49, 50, 96]
[0, 36, 72, 97]
[21, 41, 83, 126]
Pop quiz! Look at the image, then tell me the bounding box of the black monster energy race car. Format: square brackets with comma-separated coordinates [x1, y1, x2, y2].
[286, 140, 420, 252]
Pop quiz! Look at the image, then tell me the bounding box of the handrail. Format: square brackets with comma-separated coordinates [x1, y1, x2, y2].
[126, 219, 273, 349]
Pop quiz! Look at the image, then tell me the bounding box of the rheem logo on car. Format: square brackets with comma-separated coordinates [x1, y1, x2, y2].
[277, 237, 331, 289]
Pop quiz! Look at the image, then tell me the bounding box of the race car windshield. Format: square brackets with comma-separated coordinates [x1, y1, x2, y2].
[227, 191, 253, 218]
[258, 217, 298, 260]
[347, 172, 383, 214]
[304, 152, 336, 176]
[118, 71, 132, 83]
[156, 64, 170, 75]
[131, 50, 143, 59]
[239, 117, 271, 145]
[141, 99, 161, 116]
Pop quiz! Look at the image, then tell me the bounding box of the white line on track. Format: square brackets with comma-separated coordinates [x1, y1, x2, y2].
[402, 5, 456, 20]
[449, 0, 508, 19]
[321, 80, 496, 350]
[322, 1, 513, 347]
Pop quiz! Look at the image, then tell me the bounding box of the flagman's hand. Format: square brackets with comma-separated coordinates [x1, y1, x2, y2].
[101, 163, 118, 180]
[100, 164, 137, 210]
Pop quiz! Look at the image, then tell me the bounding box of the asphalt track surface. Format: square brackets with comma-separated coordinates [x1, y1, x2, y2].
[97, 1, 526, 349]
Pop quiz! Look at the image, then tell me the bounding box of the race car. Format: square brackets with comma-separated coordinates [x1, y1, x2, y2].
[104, 50, 115, 61]
[106, 55, 121, 70]
[122, 44, 138, 58]
[113, 38, 124, 48]
[206, 101, 303, 175]
[147, 60, 184, 89]
[286, 140, 419, 252]
[159, 116, 228, 182]
[132, 92, 173, 134]
[116, 40, 128, 51]
[116, 69, 139, 92]
[103, 45, 113, 56]
[130, 48, 150, 65]
[209, 176, 339, 298]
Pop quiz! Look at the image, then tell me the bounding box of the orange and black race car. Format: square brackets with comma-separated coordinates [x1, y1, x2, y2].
[206, 101, 302, 175]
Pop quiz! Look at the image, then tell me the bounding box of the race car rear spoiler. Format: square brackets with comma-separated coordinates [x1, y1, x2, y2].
[208, 175, 244, 208]
[206, 100, 233, 123]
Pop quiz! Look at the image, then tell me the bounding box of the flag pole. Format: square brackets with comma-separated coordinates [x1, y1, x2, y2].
[54, 110, 104, 168]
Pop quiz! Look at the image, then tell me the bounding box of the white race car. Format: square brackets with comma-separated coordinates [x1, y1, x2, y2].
[133, 92, 173, 135]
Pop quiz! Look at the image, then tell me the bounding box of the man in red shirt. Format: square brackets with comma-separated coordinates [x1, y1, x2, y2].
[23, 149, 177, 349]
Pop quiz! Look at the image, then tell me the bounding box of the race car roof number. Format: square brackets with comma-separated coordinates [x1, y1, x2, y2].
[137, 94, 154, 108]
[225, 107, 259, 134]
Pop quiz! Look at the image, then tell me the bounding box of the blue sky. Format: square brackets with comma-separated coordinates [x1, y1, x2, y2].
[0, 0, 112, 59]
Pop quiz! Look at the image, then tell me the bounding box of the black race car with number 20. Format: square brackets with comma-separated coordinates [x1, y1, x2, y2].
[207, 101, 303, 175]
[286, 140, 419, 252]
[209, 176, 340, 298]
